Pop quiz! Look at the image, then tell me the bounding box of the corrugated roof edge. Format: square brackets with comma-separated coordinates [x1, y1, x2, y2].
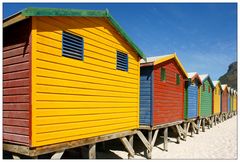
[21, 7, 107, 17]
[19, 7, 146, 60]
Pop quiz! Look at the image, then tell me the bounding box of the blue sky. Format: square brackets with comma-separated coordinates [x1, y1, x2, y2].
[3, 3, 237, 80]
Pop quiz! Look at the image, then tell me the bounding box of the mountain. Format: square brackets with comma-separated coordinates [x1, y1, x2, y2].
[218, 61, 237, 90]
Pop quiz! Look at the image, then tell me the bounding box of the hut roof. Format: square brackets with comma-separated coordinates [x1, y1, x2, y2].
[3, 7, 146, 60]
[227, 87, 234, 95]
[187, 72, 202, 84]
[212, 80, 223, 91]
[221, 84, 228, 91]
[199, 74, 214, 88]
[140, 53, 188, 78]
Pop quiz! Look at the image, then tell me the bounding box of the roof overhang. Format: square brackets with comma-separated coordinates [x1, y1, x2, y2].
[141, 53, 188, 78]
[188, 72, 202, 85]
[213, 80, 223, 92]
[200, 74, 214, 89]
[3, 11, 29, 28]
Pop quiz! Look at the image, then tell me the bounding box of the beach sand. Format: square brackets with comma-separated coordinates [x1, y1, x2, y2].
[96, 115, 237, 160]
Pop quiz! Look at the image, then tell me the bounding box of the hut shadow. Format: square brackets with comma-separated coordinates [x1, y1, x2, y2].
[97, 128, 181, 159]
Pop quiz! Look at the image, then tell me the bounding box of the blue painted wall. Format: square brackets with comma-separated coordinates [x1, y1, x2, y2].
[186, 79, 198, 119]
[140, 66, 153, 125]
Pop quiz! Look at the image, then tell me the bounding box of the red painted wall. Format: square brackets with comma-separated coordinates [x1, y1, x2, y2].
[153, 59, 185, 125]
[221, 89, 228, 113]
[3, 19, 31, 146]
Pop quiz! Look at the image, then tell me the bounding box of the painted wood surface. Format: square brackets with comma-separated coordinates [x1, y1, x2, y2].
[31, 16, 140, 147]
[199, 79, 213, 117]
[3, 19, 31, 146]
[153, 59, 185, 125]
[185, 79, 199, 119]
[221, 88, 228, 113]
[140, 66, 153, 125]
[233, 92, 237, 111]
[228, 94, 231, 112]
[230, 90, 234, 112]
[213, 83, 221, 114]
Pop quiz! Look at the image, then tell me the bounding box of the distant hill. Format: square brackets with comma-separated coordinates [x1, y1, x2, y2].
[218, 61, 237, 90]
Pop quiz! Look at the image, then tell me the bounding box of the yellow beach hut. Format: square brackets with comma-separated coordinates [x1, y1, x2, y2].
[212, 81, 222, 115]
[3, 7, 147, 158]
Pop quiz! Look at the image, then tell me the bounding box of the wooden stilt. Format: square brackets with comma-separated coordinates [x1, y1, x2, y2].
[128, 135, 134, 159]
[136, 131, 151, 151]
[89, 144, 96, 159]
[170, 126, 181, 144]
[207, 118, 210, 129]
[12, 154, 21, 160]
[51, 150, 65, 160]
[177, 136, 180, 144]
[151, 129, 159, 147]
[190, 123, 194, 137]
[120, 137, 135, 158]
[192, 121, 199, 134]
[196, 120, 199, 134]
[186, 122, 190, 134]
[191, 122, 196, 134]
[183, 122, 187, 140]
[147, 130, 152, 159]
[202, 118, 205, 132]
[199, 119, 202, 129]
[175, 125, 183, 141]
[163, 127, 168, 151]
[211, 117, 213, 127]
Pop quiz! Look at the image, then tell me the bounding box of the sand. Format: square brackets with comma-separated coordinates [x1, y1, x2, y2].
[96, 115, 238, 160]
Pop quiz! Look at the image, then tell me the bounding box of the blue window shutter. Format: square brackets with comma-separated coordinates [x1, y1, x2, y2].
[116, 51, 128, 71]
[62, 31, 84, 60]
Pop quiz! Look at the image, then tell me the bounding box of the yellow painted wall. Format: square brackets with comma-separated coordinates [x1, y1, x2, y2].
[31, 16, 140, 147]
[233, 93, 237, 111]
[213, 83, 221, 114]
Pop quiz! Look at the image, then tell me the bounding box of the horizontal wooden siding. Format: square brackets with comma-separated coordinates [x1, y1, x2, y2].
[31, 16, 140, 147]
[153, 59, 184, 125]
[140, 66, 153, 125]
[200, 79, 212, 117]
[3, 19, 31, 146]
[187, 80, 198, 119]
[213, 85, 221, 114]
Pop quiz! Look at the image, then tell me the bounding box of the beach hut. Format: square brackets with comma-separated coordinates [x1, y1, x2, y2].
[140, 53, 188, 126]
[198, 74, 214, 117]
[221, 84, 228, 114]
[183, 72, 202, 136]
[198, 74, 214, 130]
[184, 72, 202, 120]
[212, 81, 222, 115]
[212, 81, 222, 124]
[140, 53, 188, 153]
[235, 91, 238, 113]
[231, 88, 234, 112]
[227, 87, 232, 113]
[233, 90, 237, 113]
[3, 7, 147, 158]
